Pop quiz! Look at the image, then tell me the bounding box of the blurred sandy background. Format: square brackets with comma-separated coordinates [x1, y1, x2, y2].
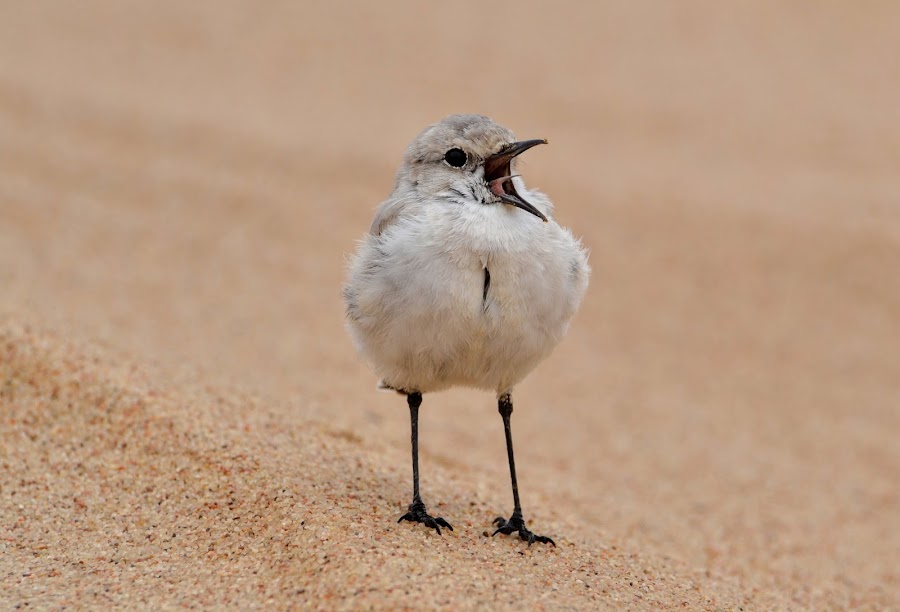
[1, 1, 898, 609]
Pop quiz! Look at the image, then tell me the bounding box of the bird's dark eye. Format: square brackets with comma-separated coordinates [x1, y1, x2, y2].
[444, 148, 467, 168]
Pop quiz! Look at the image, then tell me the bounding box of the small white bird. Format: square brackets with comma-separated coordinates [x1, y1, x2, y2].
[344, 114, 590, 545]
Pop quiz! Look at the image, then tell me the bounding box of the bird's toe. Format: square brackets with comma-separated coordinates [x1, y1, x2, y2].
[397, 500, 453, 536]
[491, 512, 555, 547]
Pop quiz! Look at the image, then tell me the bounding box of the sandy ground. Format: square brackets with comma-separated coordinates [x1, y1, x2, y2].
[1, 1, 898, 609]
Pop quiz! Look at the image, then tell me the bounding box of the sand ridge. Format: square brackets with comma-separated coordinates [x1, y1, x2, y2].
[1, 318, 781, 609]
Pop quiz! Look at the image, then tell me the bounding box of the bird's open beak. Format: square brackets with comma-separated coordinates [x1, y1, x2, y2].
[483, 139, 548, 222]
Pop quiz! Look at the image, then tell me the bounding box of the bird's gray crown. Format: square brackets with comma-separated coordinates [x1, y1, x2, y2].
[403, 114, 516, 167]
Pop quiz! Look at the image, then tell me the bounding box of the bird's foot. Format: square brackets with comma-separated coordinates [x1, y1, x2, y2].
[398, 499, 453, 536]
[492, 512, 556, 546]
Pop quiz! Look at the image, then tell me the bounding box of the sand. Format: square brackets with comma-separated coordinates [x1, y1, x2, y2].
[1, 1, 898, 609]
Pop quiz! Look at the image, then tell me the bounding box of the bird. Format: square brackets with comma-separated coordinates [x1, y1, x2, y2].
[343, 114, 590, 546]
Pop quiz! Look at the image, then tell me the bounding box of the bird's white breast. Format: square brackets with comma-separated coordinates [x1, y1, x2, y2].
[345, 191, 589, 395]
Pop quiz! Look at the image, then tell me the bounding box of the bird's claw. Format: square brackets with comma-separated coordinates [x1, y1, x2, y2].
[492, 513, 556, 546]
[398, 500, 453, 535]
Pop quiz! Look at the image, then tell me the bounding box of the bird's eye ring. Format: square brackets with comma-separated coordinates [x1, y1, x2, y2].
[443, 148, 467, 168]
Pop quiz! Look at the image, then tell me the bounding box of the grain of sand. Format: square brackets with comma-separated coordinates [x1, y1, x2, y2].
[1, 2, 898, 609]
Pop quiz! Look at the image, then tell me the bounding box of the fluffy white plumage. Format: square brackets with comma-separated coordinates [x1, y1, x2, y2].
[344, 114, 590, 396]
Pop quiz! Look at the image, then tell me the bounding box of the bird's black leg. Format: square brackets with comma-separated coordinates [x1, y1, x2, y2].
[397, 392, 453, 535]
[492, 393, 556, 546]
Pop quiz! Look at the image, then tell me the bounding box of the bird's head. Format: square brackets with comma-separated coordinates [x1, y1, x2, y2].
[397, 114, 548, 222]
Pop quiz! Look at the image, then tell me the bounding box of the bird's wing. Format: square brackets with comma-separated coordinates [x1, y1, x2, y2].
[369, 195, 413, 236]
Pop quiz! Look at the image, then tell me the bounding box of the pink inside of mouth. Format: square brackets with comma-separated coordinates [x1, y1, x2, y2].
[488, 165, 514, 197]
